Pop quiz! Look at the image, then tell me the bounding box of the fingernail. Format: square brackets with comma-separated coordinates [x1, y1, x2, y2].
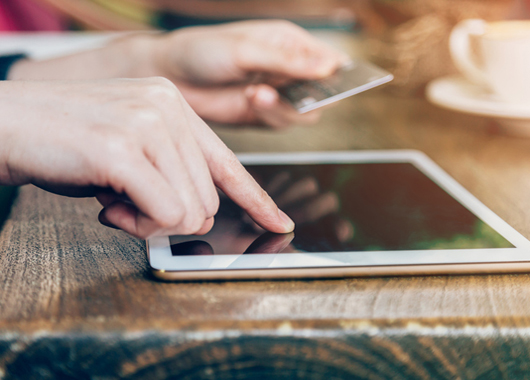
[256, 88, 277, 107]
[278, 209, 295, 232]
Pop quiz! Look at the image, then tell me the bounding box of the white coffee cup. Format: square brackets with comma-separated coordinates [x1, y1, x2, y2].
[450, 19, 530, 104]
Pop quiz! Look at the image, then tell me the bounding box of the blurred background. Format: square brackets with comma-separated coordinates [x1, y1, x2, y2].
[1, 0, 529, 94]
[0, 0, 529, 227]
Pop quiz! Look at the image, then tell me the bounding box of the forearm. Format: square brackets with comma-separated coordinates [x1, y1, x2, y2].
[7, 34, 161, 81]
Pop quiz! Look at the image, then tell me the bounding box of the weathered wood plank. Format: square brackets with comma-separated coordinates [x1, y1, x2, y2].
[4, 329, 530, 379]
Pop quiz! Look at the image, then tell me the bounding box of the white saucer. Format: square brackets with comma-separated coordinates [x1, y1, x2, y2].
[426, 75, 530, 136]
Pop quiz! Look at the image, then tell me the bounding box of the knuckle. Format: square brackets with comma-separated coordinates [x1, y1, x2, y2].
[180, 212, 206, 235]
[246, 186, 273, 217]
[204, 192, 220, 219]
[157, 209, 186, 230]
[210, 149, 237, 181]
[221, 150, 242, 174]
[101, 132, 137, 161]
[130, 107, 166, 132]
[216, 158, 242, 185]
[255, 186, 272, 206]
[143, 77, 181, 103]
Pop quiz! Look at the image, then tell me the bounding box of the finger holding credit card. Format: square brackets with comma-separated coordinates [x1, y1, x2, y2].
[243, 83, 325, 129]
[277, 60, 394, 113]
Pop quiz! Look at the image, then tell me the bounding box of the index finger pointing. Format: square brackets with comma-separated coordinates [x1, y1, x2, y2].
[210, 149, 294, 234]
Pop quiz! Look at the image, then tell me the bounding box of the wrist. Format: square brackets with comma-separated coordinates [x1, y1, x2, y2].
[145, 31, 189, 82]
[112, 32, 187, 80]
[107, 33, 160, 78]
[8, 33, 166, 81]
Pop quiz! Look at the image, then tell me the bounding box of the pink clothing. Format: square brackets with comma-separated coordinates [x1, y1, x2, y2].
[0, 0, 66, 31]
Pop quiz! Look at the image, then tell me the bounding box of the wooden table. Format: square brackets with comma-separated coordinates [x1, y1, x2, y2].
[3, 34, 530, 380]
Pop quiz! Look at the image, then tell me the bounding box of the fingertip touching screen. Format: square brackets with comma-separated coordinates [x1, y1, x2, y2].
[169, 162, 512, 256]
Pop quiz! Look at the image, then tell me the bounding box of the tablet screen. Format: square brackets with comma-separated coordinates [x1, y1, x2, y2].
[169, 162, 513, 256]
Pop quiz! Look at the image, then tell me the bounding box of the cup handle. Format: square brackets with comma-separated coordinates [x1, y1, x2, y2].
[449, 19, 488, 85]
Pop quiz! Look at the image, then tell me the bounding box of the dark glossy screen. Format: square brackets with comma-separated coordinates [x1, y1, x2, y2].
[170, 163, 513, 256]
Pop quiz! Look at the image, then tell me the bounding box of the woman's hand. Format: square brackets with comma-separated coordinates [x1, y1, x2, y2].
[147, 20, 350, 127]
[9, 20, 349, 128]
[0, 78, 294, 238]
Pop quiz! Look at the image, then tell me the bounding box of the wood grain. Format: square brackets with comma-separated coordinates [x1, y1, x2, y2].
[5, 51, 530, 380]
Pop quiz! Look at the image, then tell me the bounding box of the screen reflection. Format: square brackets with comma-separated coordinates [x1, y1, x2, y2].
[170, 163, 513, 256]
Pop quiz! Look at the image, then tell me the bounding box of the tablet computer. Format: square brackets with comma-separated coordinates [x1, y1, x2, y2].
[147, 150, 530, 281]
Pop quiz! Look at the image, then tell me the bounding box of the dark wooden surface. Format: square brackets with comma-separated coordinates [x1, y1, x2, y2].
[5, 52, 530, 380]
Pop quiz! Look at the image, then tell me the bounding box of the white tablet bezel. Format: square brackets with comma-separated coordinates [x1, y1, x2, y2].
[147, 150, 530, 279]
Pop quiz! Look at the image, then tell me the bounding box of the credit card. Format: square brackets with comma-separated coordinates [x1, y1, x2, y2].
[277, 60, 393, 113]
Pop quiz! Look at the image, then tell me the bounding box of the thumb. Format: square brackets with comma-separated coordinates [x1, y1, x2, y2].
[244, 84, 278, 109]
